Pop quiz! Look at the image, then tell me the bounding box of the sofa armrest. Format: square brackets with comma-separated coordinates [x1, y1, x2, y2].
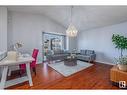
[89, 54, 96, 61]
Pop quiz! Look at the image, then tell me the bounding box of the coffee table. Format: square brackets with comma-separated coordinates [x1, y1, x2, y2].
[64, 56, 77, 66]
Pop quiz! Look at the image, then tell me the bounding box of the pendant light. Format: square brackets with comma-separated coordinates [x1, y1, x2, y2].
[66, 6, 78, 37]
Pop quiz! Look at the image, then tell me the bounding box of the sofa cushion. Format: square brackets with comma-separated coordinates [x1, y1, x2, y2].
[49, 53, 69, 60]
[77, 55, 90, 58]
[77, 50, 96, 62]
[54, 50, 64, 54]
[80, 50, 86, 55]
[77, 55, 90, 61]
[85, 50, 94, 55]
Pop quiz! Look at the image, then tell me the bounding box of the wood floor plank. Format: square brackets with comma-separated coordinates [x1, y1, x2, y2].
[6, 62, 119, 89]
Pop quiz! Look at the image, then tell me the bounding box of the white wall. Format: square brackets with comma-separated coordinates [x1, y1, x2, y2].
[8, 11, 66, 63]
[0, 7, 7, 77]
[77, 22, 127, 64]
[0, 7, 7, 52]
[68, 37, 77, 51]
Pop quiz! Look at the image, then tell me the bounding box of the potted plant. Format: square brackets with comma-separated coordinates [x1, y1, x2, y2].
[116, 56, 127, 71]
[112, 34, 127, 71]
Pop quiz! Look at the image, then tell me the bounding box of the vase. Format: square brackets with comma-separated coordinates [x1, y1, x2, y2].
[7, 51, 18, 61]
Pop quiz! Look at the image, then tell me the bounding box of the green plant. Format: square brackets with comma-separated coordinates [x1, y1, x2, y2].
[112, 34, 127, 57]
[115, 56, 127, 65]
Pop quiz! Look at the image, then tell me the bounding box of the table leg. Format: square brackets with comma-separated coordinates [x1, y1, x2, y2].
[26, 63, 33, 86]
[8, 68, 11, 76]
[0, 66, 8, 89]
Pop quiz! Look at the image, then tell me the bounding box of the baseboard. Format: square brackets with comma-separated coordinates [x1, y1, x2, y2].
[95, 61, 115, 65]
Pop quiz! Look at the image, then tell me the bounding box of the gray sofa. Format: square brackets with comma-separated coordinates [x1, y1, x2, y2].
[77, 50, 96, 62]
[47, 50, 69, 62]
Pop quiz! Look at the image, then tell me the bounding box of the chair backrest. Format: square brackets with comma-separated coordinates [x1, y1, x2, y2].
[32, 49, 39, 61]
[20, 49, 39, 69]
[31, 49, 39, 66]
[30, 49, 39, 67]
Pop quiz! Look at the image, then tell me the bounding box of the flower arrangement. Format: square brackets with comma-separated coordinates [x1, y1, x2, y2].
[14, 42, 23, 51]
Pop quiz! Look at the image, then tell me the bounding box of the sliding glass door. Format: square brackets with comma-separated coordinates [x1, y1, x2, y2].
[42, 32, 66, 61]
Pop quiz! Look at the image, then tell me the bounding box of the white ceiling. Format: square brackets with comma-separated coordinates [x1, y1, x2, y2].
[7, 6, 127, 31]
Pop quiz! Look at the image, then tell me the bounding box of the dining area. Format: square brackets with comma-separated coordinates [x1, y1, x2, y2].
[0, 48, 39, 89]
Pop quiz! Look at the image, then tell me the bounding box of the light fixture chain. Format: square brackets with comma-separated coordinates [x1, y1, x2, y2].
[70, 6, 73, 23]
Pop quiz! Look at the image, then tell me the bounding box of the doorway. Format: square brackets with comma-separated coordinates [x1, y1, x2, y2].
[42, 32, 66, 61]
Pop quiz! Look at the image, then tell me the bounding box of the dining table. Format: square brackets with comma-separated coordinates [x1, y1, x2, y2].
[0, 54, 34, 89]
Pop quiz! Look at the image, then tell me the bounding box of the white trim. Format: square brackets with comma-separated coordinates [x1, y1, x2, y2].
[42, 31, 66, 36]
[95, 60, 115, 65]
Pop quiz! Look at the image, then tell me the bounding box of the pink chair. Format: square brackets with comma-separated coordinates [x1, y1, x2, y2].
[19, 49, 39, 75]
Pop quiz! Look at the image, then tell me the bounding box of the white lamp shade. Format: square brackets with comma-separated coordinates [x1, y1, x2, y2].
[66, 24, 78, 37]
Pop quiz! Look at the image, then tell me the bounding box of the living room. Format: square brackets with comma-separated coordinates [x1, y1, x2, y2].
[0, 6, 127, 90]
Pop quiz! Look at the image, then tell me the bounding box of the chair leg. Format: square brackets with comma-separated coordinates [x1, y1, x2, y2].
[32, 67, 36, 75]
[19, 70, 22, 77]
[19, 69, 26, 77]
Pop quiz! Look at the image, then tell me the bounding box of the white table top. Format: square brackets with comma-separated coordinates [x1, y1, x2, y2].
[0, 54, 34, 66]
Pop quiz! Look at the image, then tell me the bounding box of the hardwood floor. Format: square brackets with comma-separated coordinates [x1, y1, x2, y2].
[6, 62, 119, 89]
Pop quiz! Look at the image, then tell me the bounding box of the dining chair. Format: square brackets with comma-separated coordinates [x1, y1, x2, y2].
[19, 49, 39, 75]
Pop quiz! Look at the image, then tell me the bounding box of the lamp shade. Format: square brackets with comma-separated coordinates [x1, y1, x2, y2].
[66, 24, 78, 37]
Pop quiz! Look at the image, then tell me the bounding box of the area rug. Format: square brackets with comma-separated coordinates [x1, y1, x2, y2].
[48, 60, 93, 77]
